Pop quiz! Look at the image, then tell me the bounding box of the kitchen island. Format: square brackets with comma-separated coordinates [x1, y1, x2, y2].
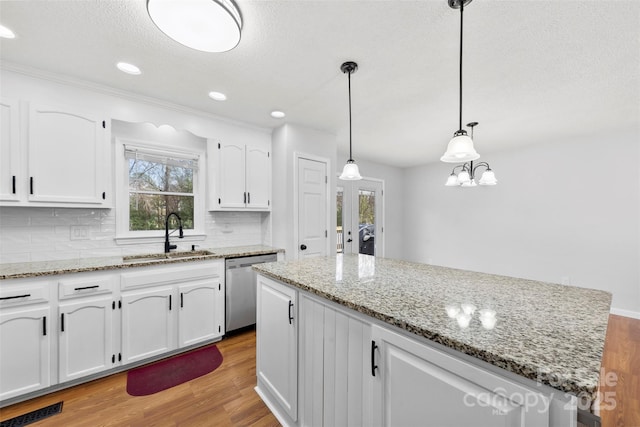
[253, 254, 611, 427]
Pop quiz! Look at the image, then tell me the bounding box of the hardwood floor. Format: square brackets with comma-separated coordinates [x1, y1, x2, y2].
[1, 315, 638, 427]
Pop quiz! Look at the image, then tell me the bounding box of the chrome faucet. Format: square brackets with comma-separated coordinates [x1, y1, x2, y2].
[164, 212, 184, 253]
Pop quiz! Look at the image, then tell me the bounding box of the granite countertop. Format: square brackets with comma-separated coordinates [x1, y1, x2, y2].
[253, 254, 611, 411]
[0, 245, 283, 280]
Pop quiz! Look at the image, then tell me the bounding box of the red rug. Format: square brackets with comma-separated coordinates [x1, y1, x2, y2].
[126, 345, 223, 396]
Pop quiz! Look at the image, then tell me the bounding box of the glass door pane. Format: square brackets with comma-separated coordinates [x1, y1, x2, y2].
[358, 189, 376, 255]
[336, 187, 344, 254]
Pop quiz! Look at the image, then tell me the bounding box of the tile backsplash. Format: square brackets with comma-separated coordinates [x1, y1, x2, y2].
[0, 207, 269, 263]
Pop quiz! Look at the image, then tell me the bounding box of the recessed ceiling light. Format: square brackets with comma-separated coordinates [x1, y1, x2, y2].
[116, 62, 141, 75]
[208, 91, 227, 101]
[0, 24, 16, 39]
[147, 0, 242, 53]
[271, 111, 286, 119]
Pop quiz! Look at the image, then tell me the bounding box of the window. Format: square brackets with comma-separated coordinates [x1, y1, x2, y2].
[117, 142, 203, 240]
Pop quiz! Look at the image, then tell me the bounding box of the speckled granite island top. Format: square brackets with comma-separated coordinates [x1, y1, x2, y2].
[254, 254, 611, 409]
[0, 245, 283, 280]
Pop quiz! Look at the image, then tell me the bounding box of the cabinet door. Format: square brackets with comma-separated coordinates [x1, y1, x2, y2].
[245, 144, 270, 210]
[218, 142, 246, 208]
[58, 296, 113, 382]
[28, 102, 105, 204]
[121, 287, 175, 364]
[370, 326, 550, 427]
[0, 98, 20, 202]
[256, 275, 298, 421]
[299, 294, 371, 427]
[178, 279, 222, 347]
[0, 306, 51, 400]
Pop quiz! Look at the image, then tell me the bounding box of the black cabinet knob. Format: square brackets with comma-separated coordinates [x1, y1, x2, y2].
[300, 244, 307, 250]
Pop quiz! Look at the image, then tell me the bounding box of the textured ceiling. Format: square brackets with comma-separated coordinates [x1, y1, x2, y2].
[0, 0, 638, 167]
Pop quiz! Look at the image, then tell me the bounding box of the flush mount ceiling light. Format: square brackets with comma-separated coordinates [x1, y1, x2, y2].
[0, 24, 16, 39]
[339, 61, 363, 181]
[445, 122, 497, 187]
[208, 91, 227, 101]
[147, 0, 242, 53]
[270, 110, 286, 119]
[441, 0, 480, 163]
[116, 62, 142, 75]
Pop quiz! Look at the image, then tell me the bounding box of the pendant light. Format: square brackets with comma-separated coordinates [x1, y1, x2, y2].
[445, 122, 497, 187]
[441, 0, 480, 163]
[147, 0, 242, 53]
[339, 61, 363, 181]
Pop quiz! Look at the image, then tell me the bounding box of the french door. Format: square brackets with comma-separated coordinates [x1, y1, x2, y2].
[337, 179, 383, 256]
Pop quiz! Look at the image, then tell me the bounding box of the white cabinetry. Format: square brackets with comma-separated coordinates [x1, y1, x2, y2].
[0, 97, 20, 202]
[370, 325, 563, 427]
[256, 275, 298, 422]
[120, 260, 224, 364]
[209, 140, 271, 211]
[28, 102, 107, 205]
[57, 274, 116, 383]
[0, 99, 109, 207]
[0, 283, 51, 401]
[299, 294, 371, 427]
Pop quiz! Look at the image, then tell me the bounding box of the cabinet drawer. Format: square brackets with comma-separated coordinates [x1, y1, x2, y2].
[121, 262, 221, 291]
[0, 282, 50, 307]
[58, 276, 113, 300]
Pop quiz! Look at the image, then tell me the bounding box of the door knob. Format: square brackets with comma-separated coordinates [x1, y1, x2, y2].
[300, 244, 307, 250]
[347, 238, 353, 243]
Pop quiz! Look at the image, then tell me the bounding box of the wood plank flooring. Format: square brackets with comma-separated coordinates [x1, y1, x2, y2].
[1, 315, 638, 426]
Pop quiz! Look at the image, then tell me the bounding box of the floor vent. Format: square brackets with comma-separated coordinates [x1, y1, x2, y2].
[0, 401, 63, 427]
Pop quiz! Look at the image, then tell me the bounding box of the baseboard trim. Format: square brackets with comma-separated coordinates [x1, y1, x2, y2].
[610, 307, 640, 320]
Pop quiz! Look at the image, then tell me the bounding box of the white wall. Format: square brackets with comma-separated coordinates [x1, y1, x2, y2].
[272, 124, 337, 260]
[403, 129, 640, 317]
[0, 68, 272, 262]
[337, 153, 405, 261]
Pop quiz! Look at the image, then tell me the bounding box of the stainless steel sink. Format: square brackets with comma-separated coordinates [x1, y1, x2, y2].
[122, 250, 214, 264]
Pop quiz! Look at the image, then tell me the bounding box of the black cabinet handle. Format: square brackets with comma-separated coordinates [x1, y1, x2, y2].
[61, 313, 65, 332]
[243, 192, 247, 204]
[180, 293, 184, 308]
[288, 300, 294, 325]
[247, 192, 250, 204]
[12, 175, 15, 194]
[169, 295, 172, 311]
[43, 316, 47, 336]
[30, 177, 34, 195]
[112, 354, 115, 364]
[371, 340, 378, 377]
[300, 244, 307, 251]
[74, 285, 99, 291]
[0, 293, 31, 301]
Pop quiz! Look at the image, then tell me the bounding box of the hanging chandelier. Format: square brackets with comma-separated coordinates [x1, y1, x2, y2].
[445, 122, 497, 186]
[440, 0, 479, 163]
[339, 61, 363, 181]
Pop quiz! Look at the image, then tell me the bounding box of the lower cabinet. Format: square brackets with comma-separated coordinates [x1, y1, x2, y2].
[255, 274, 577, 427]
[256, 275, 298, 422]
[58, 296, 114, 382]
[121, 286, 175, 364]
[121, 261, 224, 365]
[0, 305, 51, 401]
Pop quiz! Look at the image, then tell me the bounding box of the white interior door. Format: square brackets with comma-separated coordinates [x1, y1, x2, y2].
[338, 179, 383, 256]
[297, 157, 328, 259]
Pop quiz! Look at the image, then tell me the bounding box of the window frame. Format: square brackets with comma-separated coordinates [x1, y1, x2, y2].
[115, 137, 206, 245]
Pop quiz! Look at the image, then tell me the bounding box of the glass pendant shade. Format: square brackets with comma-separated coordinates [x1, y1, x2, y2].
[147, 0, 242, 53]
[461, 179, 477, 187]
[445, 174, 459, 186]
[339, 161, 362, 180]
[440, 133, 480, 163]
[457, 170, 471, 184]
[479, 169, 497, 185]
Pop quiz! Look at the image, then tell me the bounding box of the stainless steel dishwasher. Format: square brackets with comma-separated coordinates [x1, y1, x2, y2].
[225, 253, 278, 332]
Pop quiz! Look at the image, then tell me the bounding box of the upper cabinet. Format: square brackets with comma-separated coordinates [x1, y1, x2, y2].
[0, 98, 20, 202]
[0, 98, 110, 208]
[208, 140, 271, 211]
